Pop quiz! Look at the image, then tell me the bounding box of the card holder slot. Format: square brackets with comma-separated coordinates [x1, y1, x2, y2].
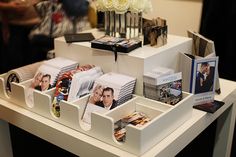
[0, 73, 193, 156]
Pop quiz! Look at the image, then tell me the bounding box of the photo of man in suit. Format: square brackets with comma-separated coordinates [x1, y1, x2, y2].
[96, 87, 117, 110]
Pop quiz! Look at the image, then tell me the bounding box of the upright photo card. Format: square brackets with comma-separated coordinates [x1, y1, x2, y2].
[190, 56, 219, 105]
[187, 30, 221, 94]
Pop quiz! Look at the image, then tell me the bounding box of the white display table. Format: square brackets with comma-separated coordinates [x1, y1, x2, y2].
[0, 30, 235, 156]
[0, 78, 235, 157]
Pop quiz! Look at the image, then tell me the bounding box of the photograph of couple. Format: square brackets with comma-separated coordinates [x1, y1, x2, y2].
[195, 61, 216, 94]
[82, 84, 118, 125]
[88, 84, 117, 110]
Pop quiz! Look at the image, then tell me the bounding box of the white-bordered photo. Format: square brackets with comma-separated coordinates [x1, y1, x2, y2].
[191, 57, 219, 105]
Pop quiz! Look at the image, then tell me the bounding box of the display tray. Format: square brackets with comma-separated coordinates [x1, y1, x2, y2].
[0, 76, 193, 156]
[91, 36, 142, 53]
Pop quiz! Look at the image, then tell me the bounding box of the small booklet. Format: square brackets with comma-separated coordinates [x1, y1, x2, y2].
[179, 53, 219, 105]
[64, 33, 95, 43]
[187, 30, 221, 94]
[193, 100, 225, 113]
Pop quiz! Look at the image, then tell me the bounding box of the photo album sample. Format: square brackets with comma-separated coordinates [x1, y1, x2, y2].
[51, 65, 102, 118]
[179, 52, 221, 109]
[82, 72, 136, 125]
[143, 66, 182, 105]
[25, 57, 78, 107]
[187, 30, 221, 94]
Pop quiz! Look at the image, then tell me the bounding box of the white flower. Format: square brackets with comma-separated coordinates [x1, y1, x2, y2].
[129, 0, 152, 13]
[112, 0, 130, 14]
[143, 0, 153, 14]
[96, 0, 107, 11]
[103, 0, 114, 11]
[129, 0, 145, 13]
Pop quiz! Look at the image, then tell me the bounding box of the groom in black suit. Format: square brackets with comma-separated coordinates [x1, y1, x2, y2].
[96, 87, 117, 110]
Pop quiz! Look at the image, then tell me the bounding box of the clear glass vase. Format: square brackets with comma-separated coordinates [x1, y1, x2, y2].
[104, 11, 142, 39]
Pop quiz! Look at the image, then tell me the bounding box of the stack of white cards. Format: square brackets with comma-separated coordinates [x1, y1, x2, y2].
[143, 66, 182, 105]
[94, 72, 136, 105]
[5, 61, 43, 95]
[67, 66, 104, 102]
[81, 72, 136, 127]
[25, 57, 79, 106]
[43, 57, 79, 86]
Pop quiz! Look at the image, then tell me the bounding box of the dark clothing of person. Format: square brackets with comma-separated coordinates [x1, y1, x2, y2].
[202, 66, 215, 92]
[0, 24, 34, 73]
[96, 99, 117, 110]
[195, 71, 205, 94]
[35, 84, 52, 91]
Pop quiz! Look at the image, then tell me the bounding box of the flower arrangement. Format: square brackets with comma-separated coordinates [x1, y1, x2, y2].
[95, 0, 153, 38]
[96, 0, 153, 14]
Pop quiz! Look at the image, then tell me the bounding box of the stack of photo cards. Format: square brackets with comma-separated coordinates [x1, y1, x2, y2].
[67, 66, 103, 102]
[5, 61, 43, 96]
[82, 72, 136, 125]
[94, 72, 136, 105]
[114, 111, 151, 142]
[43, 57, 79, 86]
[143, 66, 182, 105]
[51, 64, 98, 117]
[25, 57, 78, 107]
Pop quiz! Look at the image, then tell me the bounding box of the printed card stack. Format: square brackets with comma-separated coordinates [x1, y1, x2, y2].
[43, 57, 79, 86]
[5, 61, 43, 96]
[82, 72, 136, 126]
[25, 57, 78, 107]
[94, 72, 136, 105]
[67, 66, 103, 102]
[51, 64, 101, 117]
[143, 66, 182, 105]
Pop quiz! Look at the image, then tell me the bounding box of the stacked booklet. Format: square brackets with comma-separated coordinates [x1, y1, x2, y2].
[5, 61, 43, 96]
[82, 72, 136, 125]
[25, 57, 78, 107]
[94, 72, 136, 105]
[67, 66, 103, 102]
[43, 57, 79, 86]
[143, 66, 182, 105]
[51, 65, 101, 117]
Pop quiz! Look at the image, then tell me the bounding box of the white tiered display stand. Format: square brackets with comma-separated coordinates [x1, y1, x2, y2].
[54, 29, 192, 95]
[0, 29, 236, 157]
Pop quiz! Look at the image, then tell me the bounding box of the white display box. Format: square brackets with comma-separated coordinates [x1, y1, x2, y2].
[54, 29, 192, 95]
[0, 78, 192, 155]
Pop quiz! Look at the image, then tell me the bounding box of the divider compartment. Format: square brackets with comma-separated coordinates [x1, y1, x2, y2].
[1, 75, 193, 156]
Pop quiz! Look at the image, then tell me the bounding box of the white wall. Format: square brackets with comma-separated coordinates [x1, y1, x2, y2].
[144, 0, 203, 37]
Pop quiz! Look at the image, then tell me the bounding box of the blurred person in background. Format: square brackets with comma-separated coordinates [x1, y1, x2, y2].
[0, 0, 41, 73]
